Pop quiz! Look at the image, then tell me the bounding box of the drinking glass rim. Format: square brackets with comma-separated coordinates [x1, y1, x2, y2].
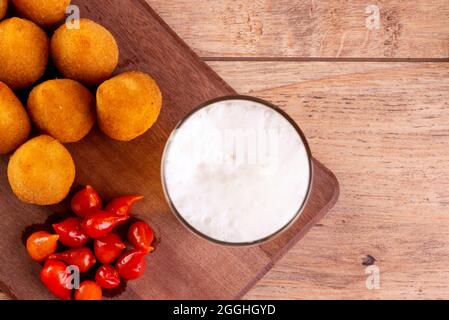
[161, 95, 314, 247]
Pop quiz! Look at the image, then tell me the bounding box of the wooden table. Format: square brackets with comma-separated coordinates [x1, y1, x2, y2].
[2, 0, 449, 300]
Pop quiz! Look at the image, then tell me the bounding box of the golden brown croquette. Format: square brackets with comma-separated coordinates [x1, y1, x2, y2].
[96, 71, 162, 141]
[0, 18, 49, 89]
[28, 79, 96, 143]
[12, 0, 71, 27]
[0, 81, 31, 155]
[0, 0, 7, 21]
[51, 19, 119, 86]
[8, 135, 75, 205]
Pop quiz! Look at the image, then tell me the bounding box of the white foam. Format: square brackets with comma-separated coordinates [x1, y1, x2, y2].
[163, 99, 311, 243]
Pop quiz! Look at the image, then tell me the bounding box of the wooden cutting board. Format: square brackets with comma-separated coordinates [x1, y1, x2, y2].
[0, 0, 339, 299]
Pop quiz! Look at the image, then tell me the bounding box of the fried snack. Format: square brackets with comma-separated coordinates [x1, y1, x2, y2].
[96, 71, 162, 141]
[8, 135, 75, 205]
[0, 0, 7, 21]
[12, 0, 70, 27]
[28, 79, 96, 143]
[0, 82, 31, 155]
[0, 18, 49, 89]
[51, 19, 119, 86]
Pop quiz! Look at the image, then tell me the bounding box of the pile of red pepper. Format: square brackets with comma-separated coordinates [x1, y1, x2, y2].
[25, 186, 155, 300]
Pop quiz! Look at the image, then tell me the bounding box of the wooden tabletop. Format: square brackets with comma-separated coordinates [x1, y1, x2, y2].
[2, 0, 449, 300]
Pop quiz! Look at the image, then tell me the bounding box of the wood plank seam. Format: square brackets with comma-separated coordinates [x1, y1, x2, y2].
[202, 57, 449, 63]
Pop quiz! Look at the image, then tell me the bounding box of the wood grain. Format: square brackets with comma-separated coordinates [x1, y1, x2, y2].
[0, 0, 338, 300]
[148, 0, 449, 59]
[204, 61, 449, 299]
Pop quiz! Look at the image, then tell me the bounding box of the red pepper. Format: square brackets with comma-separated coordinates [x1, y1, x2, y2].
[105, 195, 143, 217]
[71, 185, 102, 218]
[95, 265, 121, 289]
[81, 211, 129, 239]
[53, 218, 89, 248]
[128, 221, 154, 253]
[26, 231, 59, 262]
[116, 249, 147, 280]
[75, 281, 102, 300]
[40, 260, 72, 300]
[48, 247, 96, 273]
[94, 233, 126, 264]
